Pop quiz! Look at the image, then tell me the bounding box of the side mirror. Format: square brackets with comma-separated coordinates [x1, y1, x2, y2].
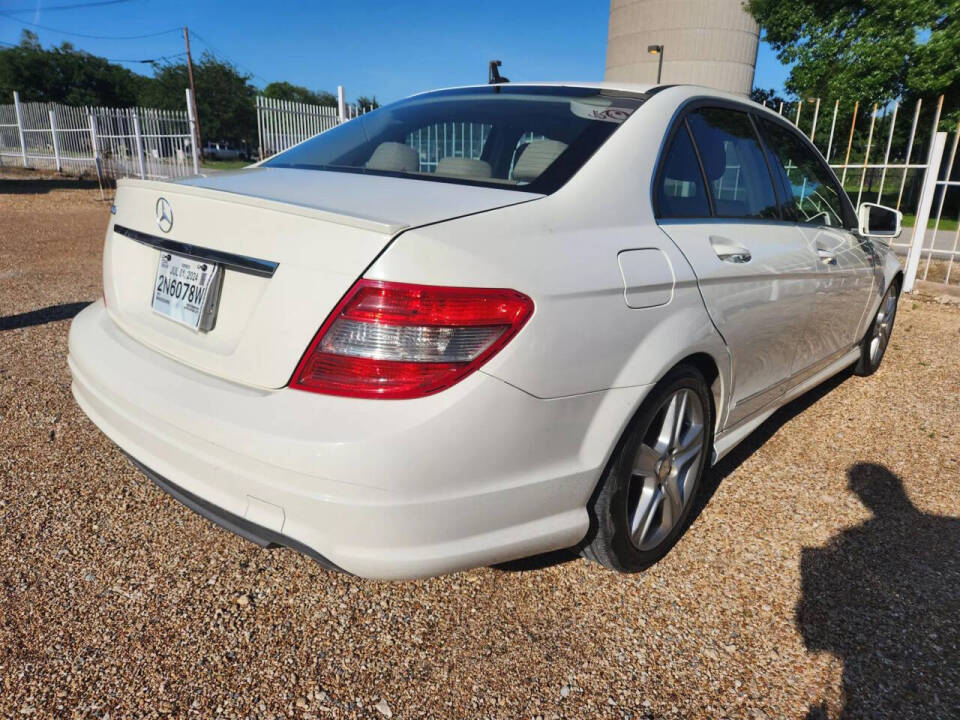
[858, 202, 902, 240]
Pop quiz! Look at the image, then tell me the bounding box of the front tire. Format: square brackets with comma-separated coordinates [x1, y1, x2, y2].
[583, 364, 713, 573]
[854, 281, 899, 376]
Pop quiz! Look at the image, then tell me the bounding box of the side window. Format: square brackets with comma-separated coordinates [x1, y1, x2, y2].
[758, 118, 847, 228]
[686, 108, 779, 220]
[656, 123, 710, 218]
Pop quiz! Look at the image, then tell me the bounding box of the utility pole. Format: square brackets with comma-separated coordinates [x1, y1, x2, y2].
[183, 26, 202, 152]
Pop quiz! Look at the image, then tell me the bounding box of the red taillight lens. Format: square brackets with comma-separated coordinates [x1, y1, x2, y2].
[290, 280, 534, 399]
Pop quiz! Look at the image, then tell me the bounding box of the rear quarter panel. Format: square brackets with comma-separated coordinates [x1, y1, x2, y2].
[366, 88, 731, 412]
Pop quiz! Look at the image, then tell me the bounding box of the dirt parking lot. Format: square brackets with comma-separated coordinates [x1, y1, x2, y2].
[2, 171, 959, 719]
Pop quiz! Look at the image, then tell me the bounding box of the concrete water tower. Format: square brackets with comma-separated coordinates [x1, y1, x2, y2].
[605, 0, 760, 95]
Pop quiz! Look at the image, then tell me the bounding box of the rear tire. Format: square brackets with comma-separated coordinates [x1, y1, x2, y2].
[583, 364, 713, 573]
[854, 280, 899, 376]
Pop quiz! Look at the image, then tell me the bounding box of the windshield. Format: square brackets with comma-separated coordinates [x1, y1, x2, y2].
[263, 85, 647, 193]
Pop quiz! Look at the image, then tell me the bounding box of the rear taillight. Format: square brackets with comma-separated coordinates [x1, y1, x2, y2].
[290, 280, 534, 399]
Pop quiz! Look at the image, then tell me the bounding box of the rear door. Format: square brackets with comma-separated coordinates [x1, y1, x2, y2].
[655, 104, 821, 427]
[756, 117, 879, 367]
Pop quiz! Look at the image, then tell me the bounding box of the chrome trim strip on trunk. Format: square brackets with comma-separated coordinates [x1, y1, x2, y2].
[113, 224, 279, 278]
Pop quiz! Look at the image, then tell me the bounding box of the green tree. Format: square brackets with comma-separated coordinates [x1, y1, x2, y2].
[356, 95, 380, 110]
[746, 0, 959, 127]
[263, 81, 336, 106]
[750, 87, 790, 109]
[139, 52, 257, 145]
[0, 30, 145, 106]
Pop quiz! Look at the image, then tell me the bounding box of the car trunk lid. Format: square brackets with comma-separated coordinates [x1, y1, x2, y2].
[103, 170, 540, 389]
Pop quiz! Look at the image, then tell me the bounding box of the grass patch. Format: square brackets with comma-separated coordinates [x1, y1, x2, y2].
[200, 159, 251, 171]
[901, 213, 959, 232]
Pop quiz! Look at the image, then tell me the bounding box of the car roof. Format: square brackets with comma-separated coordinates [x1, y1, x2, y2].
[408, 81, 657, 98]
[406, 82, 778, 114]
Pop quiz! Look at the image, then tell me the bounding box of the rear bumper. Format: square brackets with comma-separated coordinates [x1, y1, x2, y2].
[68, 301, 647, 579]
[126, 455, 348, 573]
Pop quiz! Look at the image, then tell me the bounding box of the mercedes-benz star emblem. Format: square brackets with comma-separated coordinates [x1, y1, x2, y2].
[155, 197, 173, 233]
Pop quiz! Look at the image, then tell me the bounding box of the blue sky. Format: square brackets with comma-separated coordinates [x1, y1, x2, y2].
[0, 0, 791, 102]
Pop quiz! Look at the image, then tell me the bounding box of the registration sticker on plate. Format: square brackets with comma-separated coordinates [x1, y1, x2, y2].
[151, 251, 222, 331]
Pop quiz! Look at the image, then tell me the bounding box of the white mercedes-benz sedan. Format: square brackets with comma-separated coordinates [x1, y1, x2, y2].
[69, 83, 903, 579]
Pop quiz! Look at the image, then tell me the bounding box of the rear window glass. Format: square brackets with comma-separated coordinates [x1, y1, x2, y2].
[263, 86, 647, 194]
[657, 124, 710, 218]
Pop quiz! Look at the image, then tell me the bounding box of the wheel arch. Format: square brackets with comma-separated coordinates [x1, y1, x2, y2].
[676, 352, 722, 429]
[891, 269, 904, 291]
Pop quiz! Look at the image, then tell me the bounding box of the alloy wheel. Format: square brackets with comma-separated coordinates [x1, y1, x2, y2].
[627, 388, 705, 551]
[869, 289, 898, 366]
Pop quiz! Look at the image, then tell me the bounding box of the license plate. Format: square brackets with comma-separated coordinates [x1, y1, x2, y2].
[151, 251, 222, 331]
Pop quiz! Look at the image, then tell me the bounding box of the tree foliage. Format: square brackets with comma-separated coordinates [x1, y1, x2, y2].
[0, 30, 145, 106]
[1, 32, 381, 143]
[140, 52, 257, 144]
[750, 87, 790, 109]
[746, 0, 959, 125]
[263, 81, 336, 107]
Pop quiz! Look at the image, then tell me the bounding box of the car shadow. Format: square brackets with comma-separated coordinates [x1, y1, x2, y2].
[692, 367, 854, 518]
[797, 463, 960, 718]
[495, 368, 856, 574]
[0, 176, 103, 194]
[0, 302, 92, 331]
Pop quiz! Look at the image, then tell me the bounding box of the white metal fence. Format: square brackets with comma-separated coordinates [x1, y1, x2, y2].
[0, 89, 200, 182]
[762, 95, 956, 290]
[256, 86, 369, 160]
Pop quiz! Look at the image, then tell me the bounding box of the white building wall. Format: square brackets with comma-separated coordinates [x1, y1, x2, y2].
[605, 0, 760, 95]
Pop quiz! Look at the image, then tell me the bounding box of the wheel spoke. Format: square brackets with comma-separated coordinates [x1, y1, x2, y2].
[676, 421, 704, 455]
[662, 473, 683, 516]
[674, 442, 702, 473]
[633, 443, 661, 477]
[630, 485, 663, 546]
[671, 391, 689, 449]
[656, 394, 680, 453]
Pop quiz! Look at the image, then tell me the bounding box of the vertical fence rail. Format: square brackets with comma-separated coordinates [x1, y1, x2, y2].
[904, 132, 948, 292]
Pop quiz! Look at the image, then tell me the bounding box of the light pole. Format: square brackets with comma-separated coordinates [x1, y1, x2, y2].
[647, 44, 664, 84]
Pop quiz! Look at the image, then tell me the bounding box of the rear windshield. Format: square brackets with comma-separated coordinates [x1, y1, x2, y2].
[263, 86, 647, 194]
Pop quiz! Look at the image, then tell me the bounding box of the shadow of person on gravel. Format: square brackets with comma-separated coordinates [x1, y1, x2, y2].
[798, 463, 960, 719]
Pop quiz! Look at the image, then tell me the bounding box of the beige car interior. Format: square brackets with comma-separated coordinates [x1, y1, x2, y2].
[364, 136, 568, 184]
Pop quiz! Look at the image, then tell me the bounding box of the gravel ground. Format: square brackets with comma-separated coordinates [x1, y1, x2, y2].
[2, 172, 959, 719]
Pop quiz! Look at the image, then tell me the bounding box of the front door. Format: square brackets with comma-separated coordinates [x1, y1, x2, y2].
[756, 117, 878, 369]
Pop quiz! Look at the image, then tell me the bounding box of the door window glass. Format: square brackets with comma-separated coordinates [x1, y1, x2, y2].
[686, 108, 779, 220]
[655, 124, 710, 218]
[758, 118, 847, 227]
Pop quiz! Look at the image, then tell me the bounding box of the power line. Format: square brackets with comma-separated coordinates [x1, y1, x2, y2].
[0, 11, 180, 40]
[2, 0, 136, 14]
[0, 38, 185, 64]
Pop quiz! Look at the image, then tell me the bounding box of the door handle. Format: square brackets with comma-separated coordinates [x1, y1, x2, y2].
[817, 248, 838, 265]
[710, 236, 752, 264]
